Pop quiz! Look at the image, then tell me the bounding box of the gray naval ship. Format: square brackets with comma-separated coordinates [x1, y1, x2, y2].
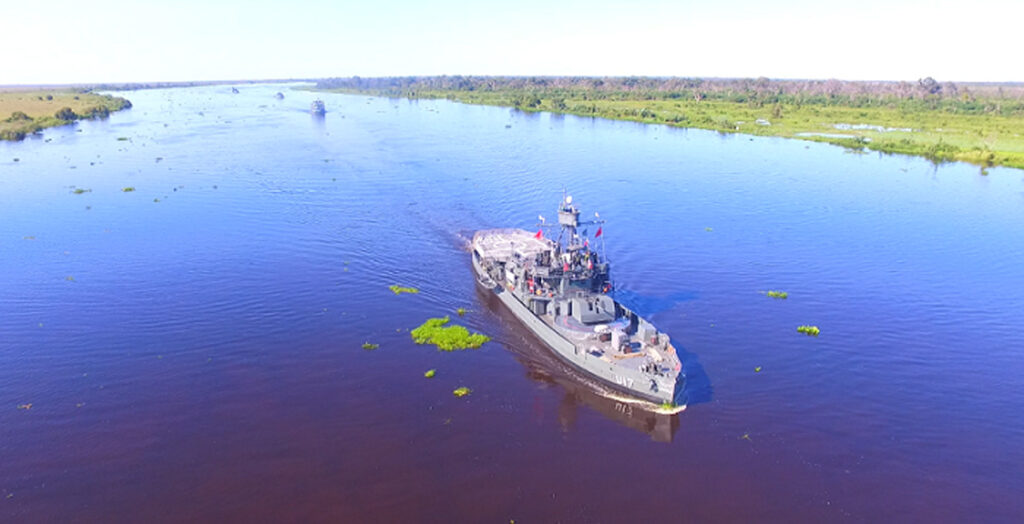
[472, 194, 684, 406]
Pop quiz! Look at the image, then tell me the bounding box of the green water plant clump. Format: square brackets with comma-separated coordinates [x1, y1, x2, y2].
[122, 186, 135, 192]
[389, 285, 419, 295]
[797, 325, 820, 337]
[453, 387, 471, 397]
[411, 316, 490, 351]
[361, 342, 379, 350]
[424, 369, 436, 378]
[765, 290, 788, 299]
[456, 307, 467, 316]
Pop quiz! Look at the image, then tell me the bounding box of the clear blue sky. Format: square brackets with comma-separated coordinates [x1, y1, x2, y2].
[2, 0, 1017, 84]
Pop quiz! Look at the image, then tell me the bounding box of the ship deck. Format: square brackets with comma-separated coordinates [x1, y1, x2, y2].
[473, 229, 552, 261]
[541, 312, 680, 374]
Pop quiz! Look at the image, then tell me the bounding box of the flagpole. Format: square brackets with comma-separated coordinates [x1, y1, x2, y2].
[601, 230, 606, 264]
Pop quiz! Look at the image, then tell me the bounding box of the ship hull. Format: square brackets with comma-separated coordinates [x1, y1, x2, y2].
[473, 253, 678, 405]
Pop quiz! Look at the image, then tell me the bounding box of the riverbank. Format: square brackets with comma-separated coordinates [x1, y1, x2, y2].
[0, 89, 132, 141]
[312, 77, 1024, 171]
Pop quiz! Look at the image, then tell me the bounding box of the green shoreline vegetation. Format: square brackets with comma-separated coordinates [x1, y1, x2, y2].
[1, 89, 132, 141]
[312, 76, 1024, 171]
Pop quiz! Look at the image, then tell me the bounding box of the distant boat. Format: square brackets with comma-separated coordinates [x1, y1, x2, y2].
[231, 87, 239, 94]
[310, 100, 326, 115]
[274, 92, 285, 100]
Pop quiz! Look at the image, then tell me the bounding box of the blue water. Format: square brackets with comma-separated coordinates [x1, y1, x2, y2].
[2, 84, 1023, 521]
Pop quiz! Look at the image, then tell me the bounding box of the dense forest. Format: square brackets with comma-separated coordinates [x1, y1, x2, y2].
[316, 76, 1024, 116]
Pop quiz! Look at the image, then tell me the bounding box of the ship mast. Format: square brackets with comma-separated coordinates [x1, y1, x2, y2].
[538, 191, 607, 293]
[554, 192, 604, 254]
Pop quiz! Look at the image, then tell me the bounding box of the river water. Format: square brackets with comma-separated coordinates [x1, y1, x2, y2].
[2, 84, 1023, 522]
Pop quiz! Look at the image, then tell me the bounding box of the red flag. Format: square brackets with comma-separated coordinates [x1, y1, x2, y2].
[563, 263, 570, 272]
[535, 229, 543, 239]
[595, 227, 602, 238]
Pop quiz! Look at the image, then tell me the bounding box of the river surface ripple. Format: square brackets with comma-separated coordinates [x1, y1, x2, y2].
[2, 84, 1023, 522]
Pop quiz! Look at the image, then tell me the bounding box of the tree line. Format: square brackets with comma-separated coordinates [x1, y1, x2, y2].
[316, 76, 1024, 116]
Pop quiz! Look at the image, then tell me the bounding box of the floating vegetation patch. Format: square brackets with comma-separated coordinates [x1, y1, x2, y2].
[754, 366, 762, 372]
[72, 188, 90, 194]
[361, 342, 379, 350]
[411, 316, 490, 351]
[122, 186, 135, 192]
[705, 227, 713, 232]
[65, 276, 75, 281]
[452, 387, 471, 398]
[389, 285, 419, 295]
[764, 290, 788, 299]
[456, 307, 467, 316]
[424, 369, 436, 378]
[116, 137, 129, 141]
[797, 325, 820, 337]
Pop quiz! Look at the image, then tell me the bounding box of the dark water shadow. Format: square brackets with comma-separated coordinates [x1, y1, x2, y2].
[476, 285, 687, 443]
[612, 288, 699, 316]
[310, 112, 326, 133]
[673, 343, 713, 406]
[510, 107, 542, 120]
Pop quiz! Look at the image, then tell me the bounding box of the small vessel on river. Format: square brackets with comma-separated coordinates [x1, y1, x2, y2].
[310, 99, 326, 115]
[472, 194, 684, 405]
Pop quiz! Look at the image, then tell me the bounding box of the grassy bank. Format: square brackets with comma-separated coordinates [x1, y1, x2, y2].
[312, 77, 1024, 171]
[0, 89, 132, 141]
